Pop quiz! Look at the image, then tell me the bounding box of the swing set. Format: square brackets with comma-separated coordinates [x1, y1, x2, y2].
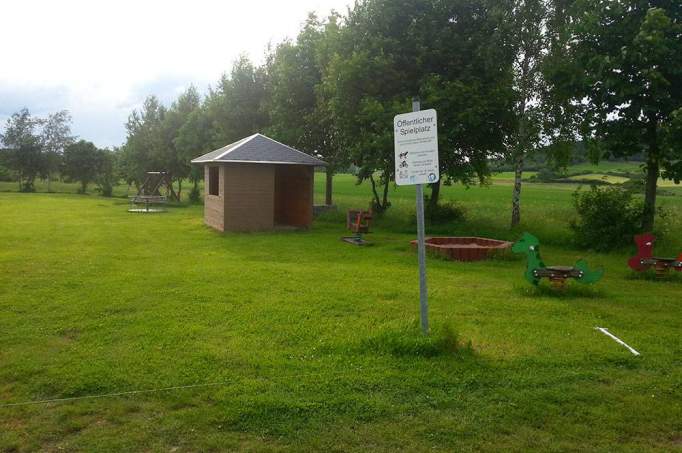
[128, 172, 176, 213]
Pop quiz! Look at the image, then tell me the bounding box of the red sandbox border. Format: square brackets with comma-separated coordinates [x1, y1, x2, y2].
[410, 237, 513, 262]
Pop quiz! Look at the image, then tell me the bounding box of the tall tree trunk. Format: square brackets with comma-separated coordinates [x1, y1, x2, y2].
[167, 174, 179, 202]
[325, 168, 333, 206]
[511, 50, 530, 228]
[81, 180, 87, 194]
[510, 103, 528, 228]
[643, 155, 659, 232]
[47, 174, 52, 192]
[369, 174, 381, 210]
[429, 180, 441, 211]
[511, 152, 524, 227]
[382, 173, 390, 210]
[177, 179, 182, 202]
[642, 120, 659, 232]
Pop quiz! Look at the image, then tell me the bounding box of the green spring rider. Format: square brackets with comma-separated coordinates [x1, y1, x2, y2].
[512, 232, 603, 288]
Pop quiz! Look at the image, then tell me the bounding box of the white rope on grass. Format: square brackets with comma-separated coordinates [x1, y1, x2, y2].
[0, 382, 228, 408]
[0, 329, 644, 409]
[0, 368, 373, 408]
[595, 327, 641, 356]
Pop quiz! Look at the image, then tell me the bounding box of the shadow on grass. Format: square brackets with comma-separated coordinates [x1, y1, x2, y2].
[315, 209, 347, 224]
[624, 271, 682, 284]
[418, 247, 522, 265]
[486, 249, 522, 263]
[359, 322, 476, 359]
[514, 283, 606, 300]
[602, 355, 643, 369]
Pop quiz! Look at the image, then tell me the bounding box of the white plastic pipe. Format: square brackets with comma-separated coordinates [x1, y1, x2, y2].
[595, 327, 641, 356]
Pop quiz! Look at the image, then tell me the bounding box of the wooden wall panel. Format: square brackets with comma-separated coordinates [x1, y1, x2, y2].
[223, 164, 275, 231]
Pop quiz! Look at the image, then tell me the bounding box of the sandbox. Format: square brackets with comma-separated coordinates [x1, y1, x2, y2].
[411, 237, 512, 262]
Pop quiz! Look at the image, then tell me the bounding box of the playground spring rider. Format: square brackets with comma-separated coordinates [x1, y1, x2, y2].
[512, 232, 603, 288]
[342, 208, 373, 246]
[628, 233, 682, 277]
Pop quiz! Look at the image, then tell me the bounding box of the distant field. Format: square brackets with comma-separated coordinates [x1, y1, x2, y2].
[488, 161, 682, 193]
[490, 171, 537, 183]
[1, 171, 681, 451]
[567, 161, 643, 174]
[566, 174, 631, 184]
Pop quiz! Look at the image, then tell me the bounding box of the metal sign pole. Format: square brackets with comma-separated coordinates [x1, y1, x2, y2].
[412, 97, 429, 335]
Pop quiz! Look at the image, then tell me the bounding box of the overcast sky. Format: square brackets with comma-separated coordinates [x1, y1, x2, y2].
[1, 0, 350, 148]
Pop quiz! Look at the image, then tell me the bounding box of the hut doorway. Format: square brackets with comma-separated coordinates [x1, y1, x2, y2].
[274, 165, 313, 228]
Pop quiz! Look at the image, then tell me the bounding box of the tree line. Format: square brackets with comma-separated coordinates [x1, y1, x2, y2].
[2, 0, 680, 230]
[0, 109, 117, 195]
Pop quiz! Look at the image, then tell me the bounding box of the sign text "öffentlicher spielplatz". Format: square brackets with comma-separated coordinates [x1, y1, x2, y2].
[394, 109, 439, 186]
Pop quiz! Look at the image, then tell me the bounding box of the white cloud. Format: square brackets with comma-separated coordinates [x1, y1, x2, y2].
[1, 0, 350, 147]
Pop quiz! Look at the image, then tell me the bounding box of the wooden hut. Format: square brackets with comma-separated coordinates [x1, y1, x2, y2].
[191, 134, 327, 232]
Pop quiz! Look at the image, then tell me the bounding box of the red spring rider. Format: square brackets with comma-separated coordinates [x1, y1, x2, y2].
[628, 233, 682, 276]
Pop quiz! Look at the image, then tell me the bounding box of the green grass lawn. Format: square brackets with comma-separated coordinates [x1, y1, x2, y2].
[1, 175, 681, 451]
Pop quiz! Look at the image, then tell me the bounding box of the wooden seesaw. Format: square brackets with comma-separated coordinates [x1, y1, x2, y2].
[628, 233, 682, 277]
[512, 233, 604, 288]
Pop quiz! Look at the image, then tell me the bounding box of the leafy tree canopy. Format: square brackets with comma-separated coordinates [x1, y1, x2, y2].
[545, 0, 682, 230]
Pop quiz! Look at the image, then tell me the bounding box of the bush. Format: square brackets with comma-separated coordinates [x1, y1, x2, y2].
[0, 164, 13, 182]
[189, 184, 201, 203]
[20, 181, 35, 192]
[529, 167, 564, 182]
[620, 174, 646, 193]
[97, 181, 113, 197]
[570, 186, 644, 251]
[621, 174, 676, 196]
[371, 199, 391, 214]
[424, 197, 466, 224]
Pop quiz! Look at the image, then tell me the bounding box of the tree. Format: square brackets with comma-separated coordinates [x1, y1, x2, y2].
[161, 86, 202, 200]
[506, 0, 549, 227]
[0, 109, 45, 192]
[266, 13, 345, 205]
[324, 0, 514, 212]
[41, 110, 75, 192]
[421, 0, 516, 210]
[323, 0, 428, 212]
[95, 148, 117, 197]
[62, 140, 101, 193]
[0, 148, 12, 181]
[175, 105, 213, 202]
[545, 1, 682, 231]
[324, 47, 399, 212]
[205, 56, 269, 148]
[122, 96, 168, 191]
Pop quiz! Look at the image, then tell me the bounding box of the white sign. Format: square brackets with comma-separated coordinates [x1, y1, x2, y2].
[394, 109, 439, 186]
